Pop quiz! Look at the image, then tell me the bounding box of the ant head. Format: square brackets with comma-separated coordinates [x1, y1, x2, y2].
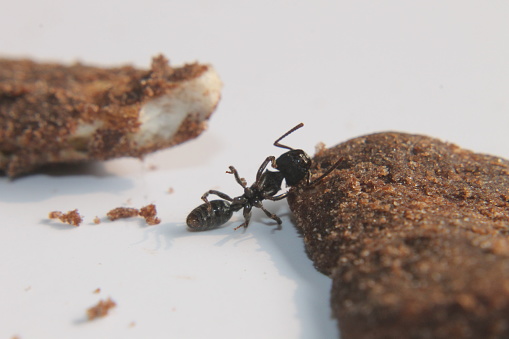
[276, 149, 311, 186]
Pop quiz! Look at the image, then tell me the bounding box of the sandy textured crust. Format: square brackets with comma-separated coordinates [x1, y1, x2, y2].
[0, 55, 222, 176]
[288, 132, 509, 339]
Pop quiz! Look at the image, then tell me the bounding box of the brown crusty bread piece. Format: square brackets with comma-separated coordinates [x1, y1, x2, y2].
[0, 55, 222, 176]
[288, 132, 509, 339]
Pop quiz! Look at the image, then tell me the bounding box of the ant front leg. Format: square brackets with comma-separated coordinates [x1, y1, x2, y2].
[201, 190, 234, 212]
[255, 156, 277, 181]
[226, 166, 247, 188]
[265, 191, 288, 201]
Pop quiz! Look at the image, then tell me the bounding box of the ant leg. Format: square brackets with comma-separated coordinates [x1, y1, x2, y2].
[201, 190, 233, 212]
[308, 157, 343, 187]
[265, 192, 288, 201]
[255, 156, 276, 181]
[201, 190, 234, 203]
[259, 204, 282, 226]
[234, 206, 252, 230]
[226, 166, 247, 188]
[273, 123, 304, 150]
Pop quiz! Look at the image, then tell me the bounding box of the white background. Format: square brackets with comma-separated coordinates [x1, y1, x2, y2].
[1, 1, 508, 338]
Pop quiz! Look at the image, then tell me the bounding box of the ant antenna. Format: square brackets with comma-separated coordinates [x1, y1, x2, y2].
[308, 157, 343, 187]
[273, 123, 304, 150]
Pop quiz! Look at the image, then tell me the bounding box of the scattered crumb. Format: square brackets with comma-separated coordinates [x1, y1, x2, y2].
[167, 187, 174, 194]
[106, 204, 160, 225]
[48, 209, 83, 226]
[87, 298, 117, 320]
[107, 207, 139, 221]
[93, 216, 101, 224]
[93, 288, 101, 294]
[129, 321, 136, 328]
[139, 204, 161, 225]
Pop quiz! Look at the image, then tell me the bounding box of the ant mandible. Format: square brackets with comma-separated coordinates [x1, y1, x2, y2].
[186, 123, 340, 231]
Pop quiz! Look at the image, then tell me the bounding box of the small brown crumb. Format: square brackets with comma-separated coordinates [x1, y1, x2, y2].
[107, 207, 139, 221]
[93, 288, 101, 294]
[106, 204, 160, 225]
[87, 298, 117, 320]
[93, 216, 101, 224]
[48, 209, 83, 226]
[139, 204, 161, 225]
[167, 187, 174, 194]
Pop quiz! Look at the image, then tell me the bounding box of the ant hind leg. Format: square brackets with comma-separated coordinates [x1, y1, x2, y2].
[201, 190, 234, 212]
[234, 206, 252, 230]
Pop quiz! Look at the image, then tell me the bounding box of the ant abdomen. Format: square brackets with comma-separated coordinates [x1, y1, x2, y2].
[186, 199, 233, 231]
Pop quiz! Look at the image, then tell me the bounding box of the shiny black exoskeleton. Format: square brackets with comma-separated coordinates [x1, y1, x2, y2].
[272, 123, 312, 186]
[186, 123, 340, 231]
[186, 162, 286, 231]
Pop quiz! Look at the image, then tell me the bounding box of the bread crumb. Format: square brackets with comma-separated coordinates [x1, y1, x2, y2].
[93, 216, 101, 224]
[48, 209, 83, 226]
[87, 298, 117, 320]
[106, 204, 160, 225]
[107, 207, 139, 221]
[139, 204, 161, 225]
[93, 288, 101, 294]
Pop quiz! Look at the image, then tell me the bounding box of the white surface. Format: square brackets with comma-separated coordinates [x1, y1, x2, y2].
[1, 1, 509, 339]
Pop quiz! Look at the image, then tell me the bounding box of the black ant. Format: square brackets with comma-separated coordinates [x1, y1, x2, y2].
[186, 123, 340, 231]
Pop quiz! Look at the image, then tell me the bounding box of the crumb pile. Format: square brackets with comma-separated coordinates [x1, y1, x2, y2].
[106, 207, 140, 220]
[0, 55, 222, 176]
[107, 204, 161, 225]
[48, 209, 83, 226]
[288, 132, 509, 339]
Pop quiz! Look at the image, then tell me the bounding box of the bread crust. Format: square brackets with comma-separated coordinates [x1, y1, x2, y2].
[0, 55, 222, 176]
[288, 132, 509, 339]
